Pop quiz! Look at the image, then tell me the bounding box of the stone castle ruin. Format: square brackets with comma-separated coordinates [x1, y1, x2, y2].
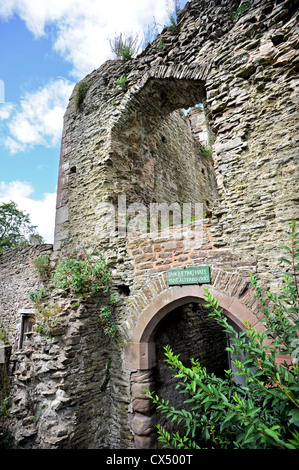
[0, 0, 298, 449]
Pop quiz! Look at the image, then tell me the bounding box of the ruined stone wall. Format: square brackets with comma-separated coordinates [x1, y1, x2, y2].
[55, 0, 298, 290]
[55, 88, 217, 253]
[0, 245, 53, 347]
[7, 296, 115, 448]
[0, 244, 133, 449]
[1, 280, 132, 449]
[1, 0, 298, 450]
[204, 0, 299, 288]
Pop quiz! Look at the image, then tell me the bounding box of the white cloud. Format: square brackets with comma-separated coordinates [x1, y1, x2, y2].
[4, 137, 26, 154]
[4, 78, 74, 154]
[0, 0, 180, 78]
[0, 1, 182, 153]
[0, 1, 186, 243]
[0, 103, 14, 120]
[0, 181, 56, 243]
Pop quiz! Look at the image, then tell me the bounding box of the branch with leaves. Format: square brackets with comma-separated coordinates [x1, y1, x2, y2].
[0, 201, 41, 251]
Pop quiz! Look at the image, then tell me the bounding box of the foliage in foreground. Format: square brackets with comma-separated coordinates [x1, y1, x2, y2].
[147, 221, 299, 449]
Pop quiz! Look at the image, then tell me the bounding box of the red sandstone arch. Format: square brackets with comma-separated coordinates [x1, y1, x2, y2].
[125, 284, 260, 370]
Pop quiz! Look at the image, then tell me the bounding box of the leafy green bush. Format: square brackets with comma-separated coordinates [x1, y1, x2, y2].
[147, 221, 299, 449]
[29, 289, 47, 304]
[51, 250, 111, 297]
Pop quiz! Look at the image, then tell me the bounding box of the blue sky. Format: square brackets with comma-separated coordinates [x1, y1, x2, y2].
[0, 0, 188, 243]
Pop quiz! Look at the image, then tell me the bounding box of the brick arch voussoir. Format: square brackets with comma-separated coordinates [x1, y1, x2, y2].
[125, 270, 261, 370]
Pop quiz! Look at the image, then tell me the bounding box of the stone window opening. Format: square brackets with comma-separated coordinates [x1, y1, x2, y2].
[106, 76, 219, 230]
[18, 309, 35, 349]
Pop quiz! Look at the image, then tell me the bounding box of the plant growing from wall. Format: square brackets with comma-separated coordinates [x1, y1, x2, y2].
[33, 255, 51, 280]
[199, 135, 214, 158]
[75, 80, 90, 111]
[0, 328, 8, 346]
[199, 143, 212, 158]
[30, 250, 117, 339]
[165, 0, 181, 31]
[109, 32, 142, 60]
[116, 75, 127, 89]
[142, 18, 160, 50]
[32, 302, 62, 337]
[232, 1, 251, 22]
[146, 221, 299, 449]
[51, 250, 111, 297]
[29, 289, 47, 304]
[98, 293, 119, 339]
[29, 291, 61, 337]
[100, 359, 112, 392]
[157, 39, 165, 50]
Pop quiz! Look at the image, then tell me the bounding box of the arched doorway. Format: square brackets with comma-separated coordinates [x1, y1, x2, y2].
[125, 284, 259, 449]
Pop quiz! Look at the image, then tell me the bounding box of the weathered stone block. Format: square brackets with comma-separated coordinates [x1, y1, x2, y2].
[130, 413, 156, 436]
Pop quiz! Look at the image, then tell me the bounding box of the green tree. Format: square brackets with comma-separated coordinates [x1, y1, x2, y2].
[147, 221, 299, 449]
[0, 201, 39, 251]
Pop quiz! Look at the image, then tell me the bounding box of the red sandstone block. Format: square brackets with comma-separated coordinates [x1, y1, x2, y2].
[130, 413, 156, 436]
[190, 252, 205, 260]
[131, 248, 142, 256]
[173, 250, 187, 256]
[134, 434, 157, 449]
[155, 266, 170, 273]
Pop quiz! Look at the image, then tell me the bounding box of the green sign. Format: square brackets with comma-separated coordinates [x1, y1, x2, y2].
[167, 266, 210, 286]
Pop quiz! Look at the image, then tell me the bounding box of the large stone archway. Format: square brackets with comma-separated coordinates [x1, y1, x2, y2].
[125, 283, 261, 371]
[125, 272, 261, 449]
